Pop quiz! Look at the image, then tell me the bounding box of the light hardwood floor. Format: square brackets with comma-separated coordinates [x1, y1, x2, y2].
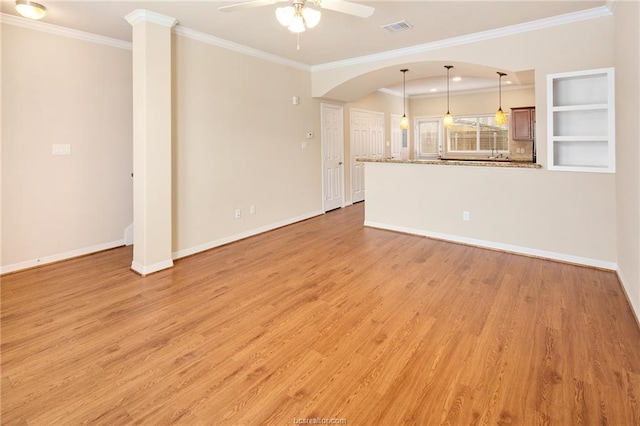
[2, 203, 640, 425]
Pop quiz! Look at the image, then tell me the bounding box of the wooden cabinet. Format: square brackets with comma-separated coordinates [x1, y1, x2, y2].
[511, 107, 535, 141]
[547, 68, 615, 173]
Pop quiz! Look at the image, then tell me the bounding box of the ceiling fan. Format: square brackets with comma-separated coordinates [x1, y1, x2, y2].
[219, 0, 375, 33]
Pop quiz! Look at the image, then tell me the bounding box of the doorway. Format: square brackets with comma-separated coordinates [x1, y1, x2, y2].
[350, 108, 384, 203]
[321, 103, 345, 212]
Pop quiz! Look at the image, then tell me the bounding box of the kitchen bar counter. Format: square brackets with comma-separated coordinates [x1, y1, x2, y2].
[356, 157, 542, 169]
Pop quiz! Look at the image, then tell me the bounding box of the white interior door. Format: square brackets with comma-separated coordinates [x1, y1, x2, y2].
[321, 103, 344, 212]
[350, 109, 385, 203]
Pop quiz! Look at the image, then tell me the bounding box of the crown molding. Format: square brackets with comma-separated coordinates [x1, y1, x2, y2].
[0, 12, 132, 50]
[1, 4, 613, 73]
[311, 6, 612, 72]
[173, 26, 310, 72]
[124, 9, 178, 28]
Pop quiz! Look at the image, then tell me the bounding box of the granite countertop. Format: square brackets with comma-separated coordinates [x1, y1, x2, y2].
[356, 157, 542, 169]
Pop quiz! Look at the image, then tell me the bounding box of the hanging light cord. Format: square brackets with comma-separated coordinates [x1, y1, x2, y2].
[498, 72, 506, 109]
[401, 69, 408, 116]
[446, 66, 452, 113]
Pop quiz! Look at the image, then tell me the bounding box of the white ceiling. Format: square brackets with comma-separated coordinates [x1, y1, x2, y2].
[1, 0, 605, 96]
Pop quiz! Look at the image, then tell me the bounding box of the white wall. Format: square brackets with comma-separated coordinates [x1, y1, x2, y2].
[171, 33, 322, 257]
[0, 21, 323, 272]
[614, 1, 640, 319]
[1, 23, 133, 272]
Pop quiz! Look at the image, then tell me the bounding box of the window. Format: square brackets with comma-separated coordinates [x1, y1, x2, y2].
[415, 118, 441, 159]
[446, 114, 509, 157]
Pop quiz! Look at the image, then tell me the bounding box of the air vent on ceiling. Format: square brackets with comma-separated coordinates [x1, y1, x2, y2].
[381, 20, 413, 33]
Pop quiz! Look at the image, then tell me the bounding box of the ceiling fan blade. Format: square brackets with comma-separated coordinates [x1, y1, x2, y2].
[318, 0, 374, 18]
[218, 0, 283, 12]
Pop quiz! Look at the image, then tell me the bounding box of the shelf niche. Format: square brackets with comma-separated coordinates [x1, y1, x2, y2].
[547, 68, 615, 173]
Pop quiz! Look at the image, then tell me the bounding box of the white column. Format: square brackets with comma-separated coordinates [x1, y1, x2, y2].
[125, 10, 177, 275]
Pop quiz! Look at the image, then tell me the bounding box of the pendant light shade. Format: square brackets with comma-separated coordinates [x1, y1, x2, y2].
[302, 7, 321, 28]
[443, 65, 454, 128]
[288, 14, 306, 33]
[495, 108, 506, 126]
[276, 6, 295, 25]
[495, 72, 507, 126]
[400, 69, 409, 130]
[15, 0, 46, 20]
[400, 115, 409, 130]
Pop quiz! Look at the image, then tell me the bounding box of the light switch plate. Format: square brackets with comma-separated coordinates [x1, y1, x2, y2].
[52, 144, 71, 155]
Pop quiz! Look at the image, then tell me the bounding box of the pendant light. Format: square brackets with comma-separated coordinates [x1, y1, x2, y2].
[495, 72, 507, 126]
[400, 69, 409, 130]
[443, 65, 454, 128]
[15, 0, 46, 20]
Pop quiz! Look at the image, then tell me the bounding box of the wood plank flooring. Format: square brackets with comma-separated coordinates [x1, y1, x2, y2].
[2, 203, 640, 425]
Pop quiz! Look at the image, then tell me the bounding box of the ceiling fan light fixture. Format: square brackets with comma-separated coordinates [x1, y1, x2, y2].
[277, 2, 321, 34]
[288, 15, 306, 33]
[302, 7, 321, 28]
[15, 0, 46, 20]
[276, 6, 295, 26]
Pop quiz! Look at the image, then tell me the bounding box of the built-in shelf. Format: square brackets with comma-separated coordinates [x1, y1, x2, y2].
[552, 104, 608, 112]
[547, 68, 615, 173]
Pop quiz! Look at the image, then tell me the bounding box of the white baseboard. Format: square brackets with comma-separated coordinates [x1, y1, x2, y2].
[131, 259, 174, 276]
[616, 267, 640, 326]
[1, 239, 125, 275]
[172, 210, 324, 260]
[364, 220, 617, 271]
[1, 211, 324, 276]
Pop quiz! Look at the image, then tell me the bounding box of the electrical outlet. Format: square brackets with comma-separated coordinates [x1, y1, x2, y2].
[250, 205, 256, 215]
[463, 211, 470, 221]
[235, 209, 241, 219]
